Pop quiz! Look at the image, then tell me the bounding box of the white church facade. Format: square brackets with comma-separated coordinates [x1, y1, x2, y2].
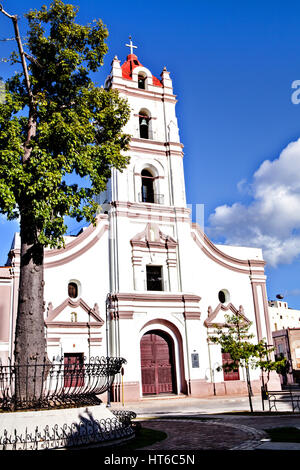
[0, 45, 280, 401]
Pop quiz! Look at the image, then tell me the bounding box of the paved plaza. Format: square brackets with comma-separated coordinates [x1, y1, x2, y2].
[111, 394, 300, 451]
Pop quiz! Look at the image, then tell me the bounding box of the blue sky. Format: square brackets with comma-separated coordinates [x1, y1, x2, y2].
[1, 0, 300, 307]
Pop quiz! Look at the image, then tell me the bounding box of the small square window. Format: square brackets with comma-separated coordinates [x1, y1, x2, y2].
[146, 265, 163, 291]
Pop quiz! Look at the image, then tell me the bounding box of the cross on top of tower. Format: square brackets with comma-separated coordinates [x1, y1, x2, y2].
[126, 36, 137, 55]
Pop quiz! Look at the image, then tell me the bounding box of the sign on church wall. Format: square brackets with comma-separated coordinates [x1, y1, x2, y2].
[191, 353, 199, 368]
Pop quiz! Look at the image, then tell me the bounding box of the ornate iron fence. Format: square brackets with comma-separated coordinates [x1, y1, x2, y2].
[0, 356, 126, 411]
[0, 410, 137, 450]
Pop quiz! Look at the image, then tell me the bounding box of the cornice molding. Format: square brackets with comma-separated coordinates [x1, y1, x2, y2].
[46, 297, 104, 326]
[204, 303, 250, 328]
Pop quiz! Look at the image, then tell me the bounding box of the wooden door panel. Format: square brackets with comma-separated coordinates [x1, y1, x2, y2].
[222, 352, 240, 381]
[64, 353, 84, 388]
[141, 366, 156, 394]
[157, 365, 173, 393]
[141, 332, 174, 395]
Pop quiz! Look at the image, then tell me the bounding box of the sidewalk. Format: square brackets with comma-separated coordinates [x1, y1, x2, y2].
[113, 394, 270, 416]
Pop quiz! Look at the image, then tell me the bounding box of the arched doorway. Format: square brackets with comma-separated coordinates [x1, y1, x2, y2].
[140, 330, 176, 395]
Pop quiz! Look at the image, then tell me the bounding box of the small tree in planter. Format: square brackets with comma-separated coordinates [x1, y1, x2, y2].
[209, 313, 286, 413]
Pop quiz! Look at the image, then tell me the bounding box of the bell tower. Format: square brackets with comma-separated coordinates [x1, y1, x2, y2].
[103, 39, 187, 208]
[102, 39, 193, 300]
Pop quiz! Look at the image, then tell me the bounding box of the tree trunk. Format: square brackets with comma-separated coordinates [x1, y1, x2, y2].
[14, 212, 47, 406]
[245, 365, 253, 413]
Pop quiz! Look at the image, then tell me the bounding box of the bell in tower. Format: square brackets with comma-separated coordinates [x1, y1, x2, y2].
[139, 113, 149, 139]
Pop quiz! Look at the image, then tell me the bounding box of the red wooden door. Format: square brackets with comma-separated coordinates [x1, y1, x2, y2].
[140, 332, 174, 395]
[222, 352, 240, 381]
[64, 353, 84, 388]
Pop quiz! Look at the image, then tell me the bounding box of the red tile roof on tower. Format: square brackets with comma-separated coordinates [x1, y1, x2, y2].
[121, 54, 163, 87]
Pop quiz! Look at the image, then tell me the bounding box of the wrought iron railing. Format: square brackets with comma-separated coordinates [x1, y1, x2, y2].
[0, 410, 137, 450]
[0, 356, 126, 411]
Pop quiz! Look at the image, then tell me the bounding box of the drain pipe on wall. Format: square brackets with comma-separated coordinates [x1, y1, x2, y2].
[106, 294, 111, 407]
[183, 295, 192, 395]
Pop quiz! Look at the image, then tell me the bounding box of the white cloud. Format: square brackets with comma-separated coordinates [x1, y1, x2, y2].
[208, 138, 300, 267]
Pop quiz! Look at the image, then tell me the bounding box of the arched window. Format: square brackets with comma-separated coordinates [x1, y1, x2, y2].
[138, 73, 146, 89]
[68, 282, 78, 299]
[141, 169, 155, 203]
[70, 312, 78, 323]
[139, 111, 150, 139]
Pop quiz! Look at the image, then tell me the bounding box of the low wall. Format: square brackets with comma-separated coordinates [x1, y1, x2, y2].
[0, 405, 135, 450]
[118, 377, 281, 401]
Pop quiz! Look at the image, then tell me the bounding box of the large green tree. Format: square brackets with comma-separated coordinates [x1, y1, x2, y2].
[0, 0, 130, 379]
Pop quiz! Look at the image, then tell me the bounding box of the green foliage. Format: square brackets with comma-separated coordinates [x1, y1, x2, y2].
[209, 313, 286, 374]
[0, 0, 131, 247]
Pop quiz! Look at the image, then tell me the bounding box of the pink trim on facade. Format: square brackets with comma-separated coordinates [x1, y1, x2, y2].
[118, 311, 134, 319]
[131, 223, 177, 249]
[250, 282, 263, 340]
[47, 331, 97, 335]
[112, 382, 140, 402]
[0, 267, 12, 279]
[184, 311, 201, 320]
[45, 321, 103, 328]
[11, 270, 19, 353]
[0, 285, 11, 342]
[189, 379, 214, 397]
[114, 201, 190, 215]
[192, 223, 266, 269]
[131, 138, 183, 149]
[192, 232, 265, 276]
[204, 303, 250, 328]
[108, 379, 264, 401]
[134, 172, 165, 180]
[130, 145, 168, 156]
[130, 146, 183, 158]
[115, 87, 177, 103]
[47, 298, 104, 324]
[45, 215, 108, 258]
[116, 211, 188, 224]
[8, 225, 108, 269]
[261, 282, 273, 345]
[113, 293, 201, 303]
[132, 255, 143, 266]
[45, 225, 108, 268]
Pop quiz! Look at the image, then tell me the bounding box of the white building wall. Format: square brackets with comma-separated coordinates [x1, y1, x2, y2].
[0, 49, 281, 399]
[269, 301, 300, 331]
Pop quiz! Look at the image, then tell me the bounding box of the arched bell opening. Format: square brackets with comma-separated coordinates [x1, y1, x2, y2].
[141, 169, 155, 203]
[138, 73, 146, 90]
[139, 111, 150, 139]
